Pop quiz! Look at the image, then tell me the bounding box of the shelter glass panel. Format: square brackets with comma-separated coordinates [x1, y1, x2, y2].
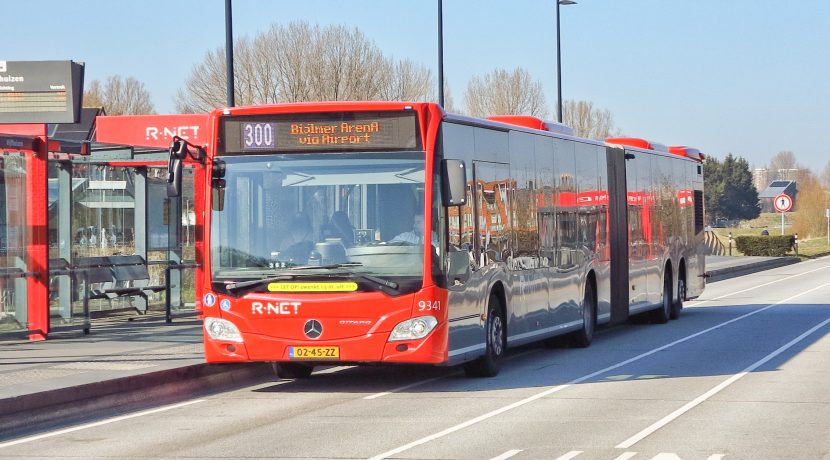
[0, 152, 28, 332]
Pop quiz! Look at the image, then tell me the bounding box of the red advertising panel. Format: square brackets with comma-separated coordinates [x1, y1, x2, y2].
[95, 114, 209, 149]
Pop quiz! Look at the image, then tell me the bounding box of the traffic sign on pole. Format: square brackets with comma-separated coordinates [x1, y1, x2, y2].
[773, 193, 793, 213]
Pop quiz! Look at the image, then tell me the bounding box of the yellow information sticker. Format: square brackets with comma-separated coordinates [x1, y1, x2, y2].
[267, 281, 359, 292]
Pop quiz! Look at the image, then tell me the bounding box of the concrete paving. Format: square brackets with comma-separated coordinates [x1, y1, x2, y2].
[0, 255, 798, 436]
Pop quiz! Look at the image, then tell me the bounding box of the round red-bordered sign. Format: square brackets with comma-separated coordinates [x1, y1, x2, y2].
[774, 193, 793, 213]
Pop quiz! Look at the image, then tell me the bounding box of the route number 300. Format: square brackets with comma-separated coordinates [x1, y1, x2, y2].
[418, 300, 441, 311]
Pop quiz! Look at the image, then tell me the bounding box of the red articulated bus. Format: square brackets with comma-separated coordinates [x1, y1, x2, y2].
[162, 102, 705, 378]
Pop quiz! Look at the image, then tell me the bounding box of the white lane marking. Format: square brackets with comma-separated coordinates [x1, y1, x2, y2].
[490, 449, 523, 460]
[314, 365, 353, 375]
[364, 376, 444, 400]
[651, 454, 682, 460]
[613, 453, 637, 460]
[369, 281, 830, 460]
[686, 261, 830, 308]
[706, 455, 725, 460]
[554, 451, 584, 460]
[617, 315, 830, 449]
[0, 399, 204, 449]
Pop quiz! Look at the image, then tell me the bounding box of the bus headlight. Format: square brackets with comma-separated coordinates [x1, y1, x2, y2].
[389, 316, 438, 341]
[204, 317, 243, 343]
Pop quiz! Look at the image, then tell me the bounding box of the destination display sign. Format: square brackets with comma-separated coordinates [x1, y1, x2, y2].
[221, 112, 419, 153]
[0, 60, 85, 123]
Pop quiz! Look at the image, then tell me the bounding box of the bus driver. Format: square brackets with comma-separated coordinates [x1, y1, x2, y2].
[390, 214, 438, 246]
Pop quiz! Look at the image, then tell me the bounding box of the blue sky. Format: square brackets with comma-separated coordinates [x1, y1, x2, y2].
[5, 0, 830, 169]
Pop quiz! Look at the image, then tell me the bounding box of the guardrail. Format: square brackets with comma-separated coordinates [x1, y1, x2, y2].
[704, 230, 727, 256]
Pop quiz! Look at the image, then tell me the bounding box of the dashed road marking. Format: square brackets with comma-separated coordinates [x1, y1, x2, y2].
[554, 451, 583, 460]
[490, 449, 522, 460]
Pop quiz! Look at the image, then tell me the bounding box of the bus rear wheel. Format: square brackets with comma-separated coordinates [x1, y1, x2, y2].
[274, 362, 314, 379]
[464, 295, 505, 378]
[670, 274, 685, 320]
[652, 271, 672, 324]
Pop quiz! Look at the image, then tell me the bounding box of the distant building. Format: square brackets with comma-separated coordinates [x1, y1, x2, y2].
[758, 180, 797, 213]
[752, 168, 769, 193]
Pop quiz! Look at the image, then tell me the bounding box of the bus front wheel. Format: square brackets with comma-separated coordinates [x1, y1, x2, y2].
[570, 282, 596, 348]
[464, 295, 505, 378]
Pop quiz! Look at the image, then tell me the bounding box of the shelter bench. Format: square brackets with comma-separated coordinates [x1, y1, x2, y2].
[75, 255, 165, 314]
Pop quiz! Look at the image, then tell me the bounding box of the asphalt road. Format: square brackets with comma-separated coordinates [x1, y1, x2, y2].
[2, 257, 829, 460]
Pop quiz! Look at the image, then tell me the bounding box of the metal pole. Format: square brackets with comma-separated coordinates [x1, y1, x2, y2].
[225, 0, 235, 107]
[728, 232, 732, 256]
[781, 212, 785, 235]
[556, 0, 563, 123]
[437, 0, 445, 107]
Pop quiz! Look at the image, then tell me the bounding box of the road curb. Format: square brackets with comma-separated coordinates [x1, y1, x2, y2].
[0, 362, 273, 438]
[706, 257, 800, 283]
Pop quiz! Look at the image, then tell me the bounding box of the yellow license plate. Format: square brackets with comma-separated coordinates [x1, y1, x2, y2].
[289, 346, 340, 359]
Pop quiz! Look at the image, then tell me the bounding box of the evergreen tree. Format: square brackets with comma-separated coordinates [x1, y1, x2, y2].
[704, 154, 760, 223]
[703, 156, 724, 224]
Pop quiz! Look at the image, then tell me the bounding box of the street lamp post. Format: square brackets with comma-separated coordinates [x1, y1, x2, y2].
[225, 0, 235, 107]
[556, 0, 576, 123]
[438, 0, 445, 107]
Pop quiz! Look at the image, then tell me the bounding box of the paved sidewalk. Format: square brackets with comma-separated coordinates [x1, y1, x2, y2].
[0, 254, 800, 437]
[0, 314, 271, 437]
[705, 255, 800, 282]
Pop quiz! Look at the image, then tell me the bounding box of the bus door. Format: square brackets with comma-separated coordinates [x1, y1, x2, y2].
[627, 156, 650, 309]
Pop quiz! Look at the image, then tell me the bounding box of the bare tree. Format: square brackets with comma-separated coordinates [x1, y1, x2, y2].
[463, 68, 548, 118]
[822, 161, 830, 189]
[84, 75, 155, 115]
[792, 171, 828, 239]
[767, 151, 798, 181]
[440, 79, 459, 114]
[563, 100, 616, 140]
[175, 21, 434, 113]
[378, 58, 434, 102]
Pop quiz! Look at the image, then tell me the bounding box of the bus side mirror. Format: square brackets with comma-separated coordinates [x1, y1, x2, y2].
[167, 139, 186, 197]
[442, 159, 467, 207]
[212, 179, 226, 211]
[211, 160, 226, 212]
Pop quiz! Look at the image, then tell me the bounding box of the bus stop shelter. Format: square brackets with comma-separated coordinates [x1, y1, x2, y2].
[0, 112, 204, 340]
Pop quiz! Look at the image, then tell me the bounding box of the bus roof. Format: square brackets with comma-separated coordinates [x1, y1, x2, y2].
[669, 145, 705, 161]
[605, 137, 668, 152]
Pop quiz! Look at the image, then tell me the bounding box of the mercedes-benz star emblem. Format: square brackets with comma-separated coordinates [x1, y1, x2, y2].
[303, 319, 323, 339]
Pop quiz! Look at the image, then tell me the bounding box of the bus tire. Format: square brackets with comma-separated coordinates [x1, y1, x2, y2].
[464, 295, 505, 378]
[670, 272, 685, 320]
[652, 271, 672, 324]
[570, 282, 596, 348]
[274, 362, 314, 379]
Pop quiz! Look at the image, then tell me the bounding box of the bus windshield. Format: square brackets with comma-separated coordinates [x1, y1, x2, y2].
[210, 151, 428, 291]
